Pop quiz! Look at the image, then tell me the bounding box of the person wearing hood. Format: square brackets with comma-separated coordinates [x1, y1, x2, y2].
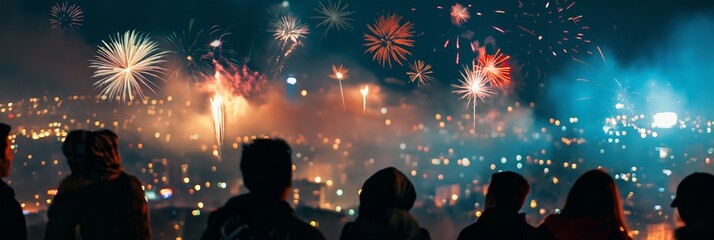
[537, 169, 632, 240]
[201, 138, 325, 240]
[670, 172, 714, 240]
[457, 171, 535, 240]
[45, 129, 150, 240]
[0, 123, 26, 240]
[340, 167, 430, 240]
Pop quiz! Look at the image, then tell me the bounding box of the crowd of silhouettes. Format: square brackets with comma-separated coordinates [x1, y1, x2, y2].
[0, 122, 713, 239]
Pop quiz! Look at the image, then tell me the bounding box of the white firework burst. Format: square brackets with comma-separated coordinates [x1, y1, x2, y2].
[311, 0, 355, 37]
[90, 30, 168, 102]
[407, 60, 434, 86]
[452, 65, 494, 127]
[270, 15, 310, 44]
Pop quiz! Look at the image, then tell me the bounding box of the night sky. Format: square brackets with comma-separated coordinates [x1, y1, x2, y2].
[3, 0, 714, 104]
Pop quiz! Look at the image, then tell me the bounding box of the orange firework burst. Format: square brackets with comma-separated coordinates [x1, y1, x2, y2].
[363, 14, 414, 68]
[476, 49, 511, 86]
[451, 3, 470, 26]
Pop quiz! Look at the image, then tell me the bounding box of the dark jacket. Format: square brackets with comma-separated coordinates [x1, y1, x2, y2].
[340, 167, 430, 240]
[536, 214, 632, 240]
[340, 218, 430, 240]
[674, 223, 714, 240]
[201, 193, 325, 240]
[0, 180, 26, 240]
[45, 173, 150, 240]
[457, 207, 535, 240]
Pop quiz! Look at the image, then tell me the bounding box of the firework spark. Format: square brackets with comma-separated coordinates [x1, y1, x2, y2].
[476, 49, 512, 86]
[49, 2, 84, 36]
[210, 93, 225, 159]
[452, 65, 494, 127]
[90, 30, 168, 102]
[329, 65, 350, 110]
[363, 14, 415, 68]
[407, 60, 434, 86]
[164, 19, 211, 84]
[451, 3, 470, 26]
[312, 0, 355, 37]
[360, 85, 369, 113]
[512, 0, 591, 78]
[270, 15, 310, 44]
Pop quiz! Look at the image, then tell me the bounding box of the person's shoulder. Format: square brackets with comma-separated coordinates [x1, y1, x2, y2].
[206, 194, 250, 223]
[457, 222, 480, 240]
[123, 173, 144, 187]
[286, 215, 325, 239]
[0, 179, 14, 199]
[418, 228, 431, 240]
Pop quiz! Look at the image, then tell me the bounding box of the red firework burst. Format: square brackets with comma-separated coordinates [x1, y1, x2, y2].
[363, 14, 414, 68]
[476, 49, 512, 86]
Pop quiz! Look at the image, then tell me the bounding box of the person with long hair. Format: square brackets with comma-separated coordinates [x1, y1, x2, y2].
[340, 167, 430, 240]
[537, 169, 632, 240]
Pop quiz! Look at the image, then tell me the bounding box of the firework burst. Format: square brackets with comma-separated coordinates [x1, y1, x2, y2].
[476, 49, 512, 86]
[311, 0, 355, 37]
[49, 2, 84, 36]
[329, 64, 350, 110]
[270, 15, 310, 44]
[407, 60, 434, 86]
[363, 14, 415, 68]
[164, 19, 212, 84]
[452, 65, 494, 127]
[90, 30, 168, 102]
[451, 3, 471, 26]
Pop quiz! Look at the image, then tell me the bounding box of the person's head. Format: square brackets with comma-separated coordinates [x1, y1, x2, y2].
[562, 169, 628, 232]
[240, 138, 293, 200]
[62, 129, 123, 180]
[485, 171, 530, 212]
[0, 123, 14, 178]
[671, 172, 714, 225]
[358, 167, 417, 220]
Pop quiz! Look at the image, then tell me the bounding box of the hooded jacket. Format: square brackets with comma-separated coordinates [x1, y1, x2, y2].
[537, 214, 632, 240]
[340, 167, 430, 240]
[45, 130, 150, 240]
[201, 193, 325, 240]
[457, 207, 535, 240]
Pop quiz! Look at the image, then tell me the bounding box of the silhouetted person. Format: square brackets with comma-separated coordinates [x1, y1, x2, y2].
[45, 129, 150, 240]
[670, 172, 714, 239]
[201, 138, 325, 240]
[0, 123, 26, 240]
[457, 171, 535, 240]
[340, 167, 430, 240]
[537, 169, 632, 240]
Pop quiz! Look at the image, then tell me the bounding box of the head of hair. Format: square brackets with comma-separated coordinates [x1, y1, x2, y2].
[0, 123, 10, 160]
[485, 171, 530, 211]
[562, 169, 629, 233]
[62, 129, 123, 180]
[672, 172, 714, 225]
[358, 167, 417, 220]
[240, 138, 292, 199]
